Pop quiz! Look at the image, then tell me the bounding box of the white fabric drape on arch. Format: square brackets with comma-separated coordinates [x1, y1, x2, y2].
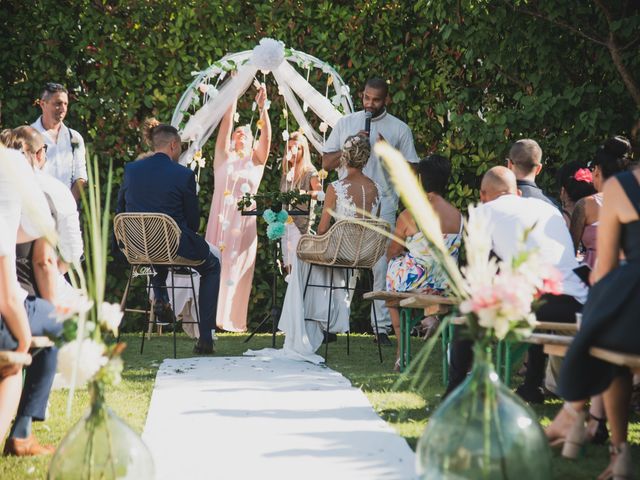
[179, 50, 349, 164]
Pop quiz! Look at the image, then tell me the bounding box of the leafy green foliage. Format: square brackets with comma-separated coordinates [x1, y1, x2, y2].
[1, 0, 637, 330]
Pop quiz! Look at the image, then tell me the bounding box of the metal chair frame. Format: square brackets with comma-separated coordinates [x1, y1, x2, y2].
[297, 219, 390, 363]
[114, 213, 204, 358]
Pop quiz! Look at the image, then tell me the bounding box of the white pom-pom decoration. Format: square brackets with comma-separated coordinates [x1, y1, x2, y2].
[319, 122, 328, 133]
[221, 220, 230, 231]
[316, 191, 326, 202]
[286, 170, 294, 182]
[250, 38, 285, 72]
[240, 182, 251, 194]
[282, 130, 290, 141]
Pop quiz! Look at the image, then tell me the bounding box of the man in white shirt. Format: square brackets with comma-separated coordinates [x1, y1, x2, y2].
[13, 126, 83, 270]
[31, 82, 87, 202]
[447, 166, 587, 402]
[322, 77, 419, 345]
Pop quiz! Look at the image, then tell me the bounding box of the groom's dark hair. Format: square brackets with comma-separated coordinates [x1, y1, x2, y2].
[151, 124, 180, 149]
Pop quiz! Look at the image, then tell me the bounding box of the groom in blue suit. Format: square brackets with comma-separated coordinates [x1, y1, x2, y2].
[116, 124, 220, 353]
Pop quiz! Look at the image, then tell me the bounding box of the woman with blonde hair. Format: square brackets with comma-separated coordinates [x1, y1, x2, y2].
[279, 131, 322, 269]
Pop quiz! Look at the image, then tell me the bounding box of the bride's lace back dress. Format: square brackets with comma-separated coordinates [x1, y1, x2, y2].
[332, 178, 380, 220]
[271, 178, 380, 364]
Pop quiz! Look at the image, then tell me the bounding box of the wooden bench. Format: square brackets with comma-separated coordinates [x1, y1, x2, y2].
[363, 291, 456, 375]
[523, 334, 640, 375]
[0, 351, 32, 369]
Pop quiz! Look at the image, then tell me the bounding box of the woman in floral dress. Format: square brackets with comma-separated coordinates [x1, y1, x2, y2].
[386, 155, 462, 368]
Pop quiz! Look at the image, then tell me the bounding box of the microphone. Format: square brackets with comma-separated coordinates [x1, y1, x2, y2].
[364, 111, 372, 134]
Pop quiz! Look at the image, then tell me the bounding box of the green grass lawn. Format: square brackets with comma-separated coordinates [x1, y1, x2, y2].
[0, 332, 637, 479]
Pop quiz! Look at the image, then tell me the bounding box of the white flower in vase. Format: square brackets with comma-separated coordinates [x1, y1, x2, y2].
[55, 290, 94, 322]
[58, 338, 108, 386]
[99, 302, 124, 336]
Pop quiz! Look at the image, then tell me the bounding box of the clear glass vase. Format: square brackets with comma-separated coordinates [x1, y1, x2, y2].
[48, 382, 155, 480]
[416, 343, 551, 479]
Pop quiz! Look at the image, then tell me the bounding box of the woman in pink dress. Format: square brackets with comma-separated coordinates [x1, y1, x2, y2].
[205, 85, 271, 331]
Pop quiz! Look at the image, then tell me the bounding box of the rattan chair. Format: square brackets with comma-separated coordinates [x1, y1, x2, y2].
[114, 213, 204, 358]
[296, 218, 390, 362]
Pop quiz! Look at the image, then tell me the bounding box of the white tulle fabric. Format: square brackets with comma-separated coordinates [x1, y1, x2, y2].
[177, 41, 351, 165]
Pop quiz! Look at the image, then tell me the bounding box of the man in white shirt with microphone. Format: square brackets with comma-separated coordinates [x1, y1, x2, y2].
[322, 77, 419, 346]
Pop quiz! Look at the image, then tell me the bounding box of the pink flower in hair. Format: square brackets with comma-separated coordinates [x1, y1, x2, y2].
[573, 168, 592, 183]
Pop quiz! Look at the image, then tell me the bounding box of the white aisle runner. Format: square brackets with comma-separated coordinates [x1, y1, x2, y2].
[142, 356, 416, 480]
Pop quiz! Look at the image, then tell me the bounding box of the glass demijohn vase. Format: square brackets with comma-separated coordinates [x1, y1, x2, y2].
[416, 343, 551, 479]
[48, 382, 155, 480]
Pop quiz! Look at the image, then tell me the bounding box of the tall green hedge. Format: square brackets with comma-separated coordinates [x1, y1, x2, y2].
[1, 1, 638, 331]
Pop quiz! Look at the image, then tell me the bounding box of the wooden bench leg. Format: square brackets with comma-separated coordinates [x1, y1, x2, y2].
[399, 308, 422, 372]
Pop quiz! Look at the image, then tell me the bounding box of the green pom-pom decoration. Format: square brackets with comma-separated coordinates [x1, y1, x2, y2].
[262, 209, 277, 223]
[276, 210, 289, 223]
[266, 222, 286, 240]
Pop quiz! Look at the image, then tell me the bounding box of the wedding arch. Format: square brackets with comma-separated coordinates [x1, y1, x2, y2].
[171, 38, 355, 166]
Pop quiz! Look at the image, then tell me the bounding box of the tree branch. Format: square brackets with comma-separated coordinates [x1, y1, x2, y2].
[593, 0, 640, 108]
[503, 1, 608, 46]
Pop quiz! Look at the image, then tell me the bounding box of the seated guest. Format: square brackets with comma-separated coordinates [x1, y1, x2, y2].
[446, 167, 588, 402]
[0, 216, 31, 447]
[569, 136, 632, 269]
[115, 124, 221, 354]
[545, 165, 640, 478]
[556, 161, 597, 227]
[279, 131, 322, 270]
[270, 135, 380, 364]
[0, 146, 61, 456]
[13, 126, 83, 273]
[385, 155, 462, 369]
[507, 139, 558, 207]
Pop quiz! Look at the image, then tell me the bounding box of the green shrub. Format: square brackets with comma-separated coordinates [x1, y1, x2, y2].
[1, 1, 637, 331]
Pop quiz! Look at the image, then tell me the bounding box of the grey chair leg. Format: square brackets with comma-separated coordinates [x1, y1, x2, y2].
[369, 270, 383, 363]
[171, 268, 177, 359]
[325, 268, 335, 362]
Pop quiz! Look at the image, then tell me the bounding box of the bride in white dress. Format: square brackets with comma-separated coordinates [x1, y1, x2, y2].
[248, 135, 380, 364]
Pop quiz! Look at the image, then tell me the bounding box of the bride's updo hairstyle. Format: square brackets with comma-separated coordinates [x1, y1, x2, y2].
[340, 135, 370, 170]
[590, 135, 632, 180]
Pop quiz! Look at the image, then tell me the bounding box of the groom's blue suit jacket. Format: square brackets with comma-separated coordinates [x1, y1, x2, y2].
[115, 152, 209, 261]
